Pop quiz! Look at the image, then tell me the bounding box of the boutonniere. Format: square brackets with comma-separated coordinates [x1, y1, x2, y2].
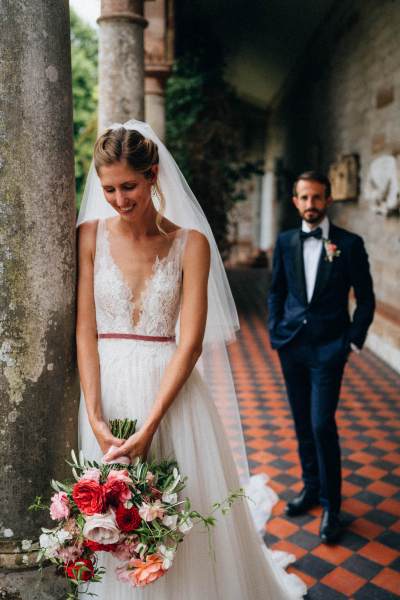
[324, 239, 341, 262]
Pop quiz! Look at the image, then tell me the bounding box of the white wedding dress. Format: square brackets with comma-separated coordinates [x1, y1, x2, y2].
[78, 218, 306, 600]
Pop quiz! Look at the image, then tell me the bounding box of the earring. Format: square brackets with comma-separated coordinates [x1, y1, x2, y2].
[151, 185, 160, 207]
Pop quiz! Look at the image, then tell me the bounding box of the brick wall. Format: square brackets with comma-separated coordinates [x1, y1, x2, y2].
[265, 0, 400, 371]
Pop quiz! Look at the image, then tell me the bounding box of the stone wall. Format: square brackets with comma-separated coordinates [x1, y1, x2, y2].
[264, 0, 400, 371]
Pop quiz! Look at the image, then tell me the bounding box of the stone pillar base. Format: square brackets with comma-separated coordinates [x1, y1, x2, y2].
[0, 541, 40, 570]
[0, 566, 67, 600]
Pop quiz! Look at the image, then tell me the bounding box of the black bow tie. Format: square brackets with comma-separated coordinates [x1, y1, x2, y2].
[300, 227, 323, 241]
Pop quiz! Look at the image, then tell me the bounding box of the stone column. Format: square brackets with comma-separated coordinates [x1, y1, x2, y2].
[98, 0, 148, 131]
[0, 0, 78, 595]
[145, 66, 171, 141]
[144, 0, 174, 141]
[259, 171, 276, 251]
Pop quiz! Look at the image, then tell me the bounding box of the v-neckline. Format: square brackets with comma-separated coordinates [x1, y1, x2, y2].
[102, 218, 183, 329]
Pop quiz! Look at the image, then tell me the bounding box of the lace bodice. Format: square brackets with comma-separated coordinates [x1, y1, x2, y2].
[94, 219, 188, 336]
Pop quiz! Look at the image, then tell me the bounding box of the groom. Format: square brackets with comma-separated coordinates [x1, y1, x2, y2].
[268, 171, 375, 543]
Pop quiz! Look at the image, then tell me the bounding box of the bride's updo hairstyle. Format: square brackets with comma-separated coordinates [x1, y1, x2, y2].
[93, 127, 166, 232]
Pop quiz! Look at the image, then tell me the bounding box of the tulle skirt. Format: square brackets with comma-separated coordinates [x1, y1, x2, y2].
[78, 339, 306, 600]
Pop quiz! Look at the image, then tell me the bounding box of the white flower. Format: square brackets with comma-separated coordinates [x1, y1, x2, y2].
[83, 510, 120, 545]
[157, 544, 176, 570]
[3, 529, 13, 538]
[39, 528, 72, 558]
[56, 529, 72, 544]
[39, 529, 72, 559]
[178, 515, 193, 534]
[162, 491, 177, 505]
[21, 539, 32, 551]
[162, 514, 178, 529]
[133, 542, 148, 559]
[39, 534, 58, 558]
[39, 533, 53, 550]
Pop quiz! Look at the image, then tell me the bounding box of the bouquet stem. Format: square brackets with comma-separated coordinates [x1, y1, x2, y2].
[109, 418, 137, 440]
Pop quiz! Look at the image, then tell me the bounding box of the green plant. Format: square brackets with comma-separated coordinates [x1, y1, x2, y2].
[70, 8, 98, 208]
[166, 53, 263, 256]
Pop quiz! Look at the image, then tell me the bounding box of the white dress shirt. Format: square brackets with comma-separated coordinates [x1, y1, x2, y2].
[301, 216, 360, 353]
[302, 216, 330, 303]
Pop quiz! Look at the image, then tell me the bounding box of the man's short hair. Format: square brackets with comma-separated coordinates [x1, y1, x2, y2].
[293, 171, 332, 198]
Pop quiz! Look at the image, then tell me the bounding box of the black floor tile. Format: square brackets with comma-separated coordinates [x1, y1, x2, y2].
[373, 460, 396, 471]
[342, 554, 381, 579]
[295, 554, 335, 579]
[365, 509, 398, 527]
[354, 491, 385, 506]
[346, 473, 372, 488]
[343, 459, 364, 470]
[287, 530, 321, 551]
[307, 582, 347, 599]
[269, 458, 294, 470]
[339, 530, 369, 551]
[389, 556, 400, 573]
[354, 583, 400, 599]
[382, 473, 400, 486]
[376, 530, 400, 550]
[262, 532, 279, 547]
[274, 473, 298, 485]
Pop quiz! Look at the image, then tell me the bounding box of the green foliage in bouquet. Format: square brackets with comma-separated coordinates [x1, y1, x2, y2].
[30, 419, 245, 597]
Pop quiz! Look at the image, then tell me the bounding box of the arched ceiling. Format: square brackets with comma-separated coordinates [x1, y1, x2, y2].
[176, 0, 336, 109]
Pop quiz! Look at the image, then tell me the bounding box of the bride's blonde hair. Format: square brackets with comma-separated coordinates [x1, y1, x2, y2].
[93, 127, 166, 234]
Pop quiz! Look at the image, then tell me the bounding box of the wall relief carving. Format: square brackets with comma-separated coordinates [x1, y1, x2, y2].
[365, 154, 400, 216]
[328, 154, 359, 201]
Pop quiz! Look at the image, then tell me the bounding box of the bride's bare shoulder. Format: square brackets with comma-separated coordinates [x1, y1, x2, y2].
[77, 219, 99, 236]
[77, 220, 99, 255]
[183, 230, 210, 265]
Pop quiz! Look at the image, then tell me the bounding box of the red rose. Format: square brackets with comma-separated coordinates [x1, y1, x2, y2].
[65, 558, 94, 582]
[115, 505, 142, 532]
[72, 480, 106, 515]
[104, 479, 131, 507]
[84, 539, 119, 553]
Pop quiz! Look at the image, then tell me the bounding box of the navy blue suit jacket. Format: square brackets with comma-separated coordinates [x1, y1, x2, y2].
[268, 224, 375, 350]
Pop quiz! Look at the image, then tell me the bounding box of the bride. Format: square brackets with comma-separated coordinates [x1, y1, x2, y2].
[76, 120, 306, 599]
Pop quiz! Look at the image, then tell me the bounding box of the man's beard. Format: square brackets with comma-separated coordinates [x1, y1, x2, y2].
[302, 209, 325, 224]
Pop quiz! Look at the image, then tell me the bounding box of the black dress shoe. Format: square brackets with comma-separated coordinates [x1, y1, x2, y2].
[320, 510, 342, 543]
[285, 488, 319, 517]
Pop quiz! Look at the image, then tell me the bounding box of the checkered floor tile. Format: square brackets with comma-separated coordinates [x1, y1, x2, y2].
[227, 269, 400, 599]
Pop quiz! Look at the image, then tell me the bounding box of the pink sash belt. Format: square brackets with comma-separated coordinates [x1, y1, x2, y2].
[97, 333, 175, 343]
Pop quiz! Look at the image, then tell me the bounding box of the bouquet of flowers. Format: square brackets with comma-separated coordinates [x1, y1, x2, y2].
[30, 419, 243, 599]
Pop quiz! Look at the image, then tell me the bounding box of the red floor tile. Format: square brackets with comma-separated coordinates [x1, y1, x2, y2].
[226, 270, 400, 599]
[371, 568, 400, 595]
[321, 567, 366, 596]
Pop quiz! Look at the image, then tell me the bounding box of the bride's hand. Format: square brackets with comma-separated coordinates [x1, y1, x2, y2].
[104, 429, 154, 463]
[92, 420, 124, 455]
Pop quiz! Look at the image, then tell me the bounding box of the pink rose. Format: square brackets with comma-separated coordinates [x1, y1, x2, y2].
[82, 510, 120, 545]
[50, 491, 70, 520]
[107, 469, 133, 486]
[80, 468, 101, 483]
